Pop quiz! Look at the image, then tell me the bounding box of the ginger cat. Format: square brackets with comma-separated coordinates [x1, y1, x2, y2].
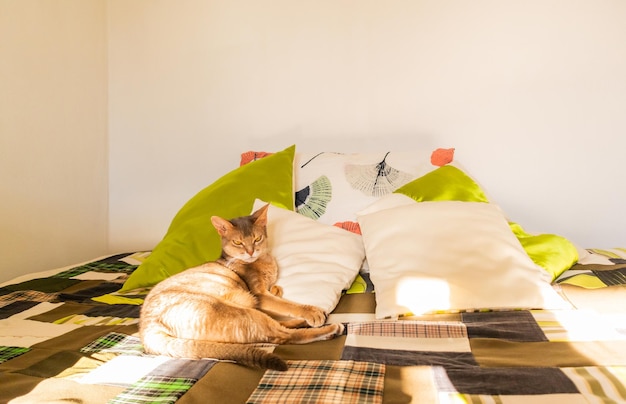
[139, 204, 344, 371]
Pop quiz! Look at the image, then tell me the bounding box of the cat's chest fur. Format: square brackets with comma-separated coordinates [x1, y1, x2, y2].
[228, 254, 278, 294]
[155, 253, 277, 299]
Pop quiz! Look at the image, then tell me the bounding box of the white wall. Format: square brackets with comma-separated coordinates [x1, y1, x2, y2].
[3, 1, 624, 284]
[108, 0, 626, 252]
[0, 1, 109, 283]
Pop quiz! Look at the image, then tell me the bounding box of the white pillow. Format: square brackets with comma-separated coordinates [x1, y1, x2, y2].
[357, 196, 570, 319]
[254, 200, 366, 313]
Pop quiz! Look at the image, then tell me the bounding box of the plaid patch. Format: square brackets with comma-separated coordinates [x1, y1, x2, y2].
[108, 375, 196, 404]
[81, 332, 145, 356]
[593, 268, 626, 286]
[53, 263, 138, 279]
[0, 346, 30, 364]
[246, 360, 385, 404]
[347, 320, 467, 338]
[0, 290, 59, 308]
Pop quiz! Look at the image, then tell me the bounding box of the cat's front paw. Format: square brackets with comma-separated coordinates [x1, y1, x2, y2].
[301, 305, 327, 327]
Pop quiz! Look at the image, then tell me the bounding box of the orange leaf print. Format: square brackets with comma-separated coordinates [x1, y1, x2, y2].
[430, 148, 455, 166]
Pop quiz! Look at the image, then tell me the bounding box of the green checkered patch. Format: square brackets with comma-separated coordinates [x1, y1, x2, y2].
[0, 346, 30, 364]
[81, 332, 145, 356]
[53, 262, 138, 279]
[108, 375, 196, 404]
[247, 360, 385, 404]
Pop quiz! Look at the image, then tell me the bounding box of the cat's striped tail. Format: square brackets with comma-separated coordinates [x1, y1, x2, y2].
[141, 331, 289, 371]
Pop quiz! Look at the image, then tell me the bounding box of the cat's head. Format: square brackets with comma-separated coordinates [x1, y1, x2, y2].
[211, 204, 269, 263]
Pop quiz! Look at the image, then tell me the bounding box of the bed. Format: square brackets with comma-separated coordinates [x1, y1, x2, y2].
[2, 145, 626, 403]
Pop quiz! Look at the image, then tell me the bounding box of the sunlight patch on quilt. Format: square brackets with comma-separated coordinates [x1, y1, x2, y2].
[532, 310, 626, 342]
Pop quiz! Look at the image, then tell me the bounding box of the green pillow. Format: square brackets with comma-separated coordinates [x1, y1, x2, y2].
[509, 222, 579, 281]
[118, 144, 296, 292]
[394, 164, 578, 281]
[394, 165, 489, 203]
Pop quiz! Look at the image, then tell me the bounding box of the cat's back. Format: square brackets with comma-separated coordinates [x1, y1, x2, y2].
[149, 261, 248, 297]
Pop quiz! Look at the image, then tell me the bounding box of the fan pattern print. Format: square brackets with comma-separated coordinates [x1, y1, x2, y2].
[240, 148, 455, 230]
[345, 152, 414, 197]
[295, 176, 332, 220]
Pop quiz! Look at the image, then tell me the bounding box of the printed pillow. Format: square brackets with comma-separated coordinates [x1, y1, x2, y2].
[357, 196, 570, 319]
[293, 149, 454, 227]
[254, 200, 366, 313]
[394, 165, 578, 281]
[242, 148, 456, 230]
[118, 145, 296, 292]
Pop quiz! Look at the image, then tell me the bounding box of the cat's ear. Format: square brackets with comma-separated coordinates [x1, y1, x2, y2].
[252, 204, 269, 227]
[211, 216, 233, 236]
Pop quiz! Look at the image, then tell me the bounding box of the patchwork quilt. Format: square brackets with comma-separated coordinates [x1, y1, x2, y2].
[1, 252, 626, 403]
